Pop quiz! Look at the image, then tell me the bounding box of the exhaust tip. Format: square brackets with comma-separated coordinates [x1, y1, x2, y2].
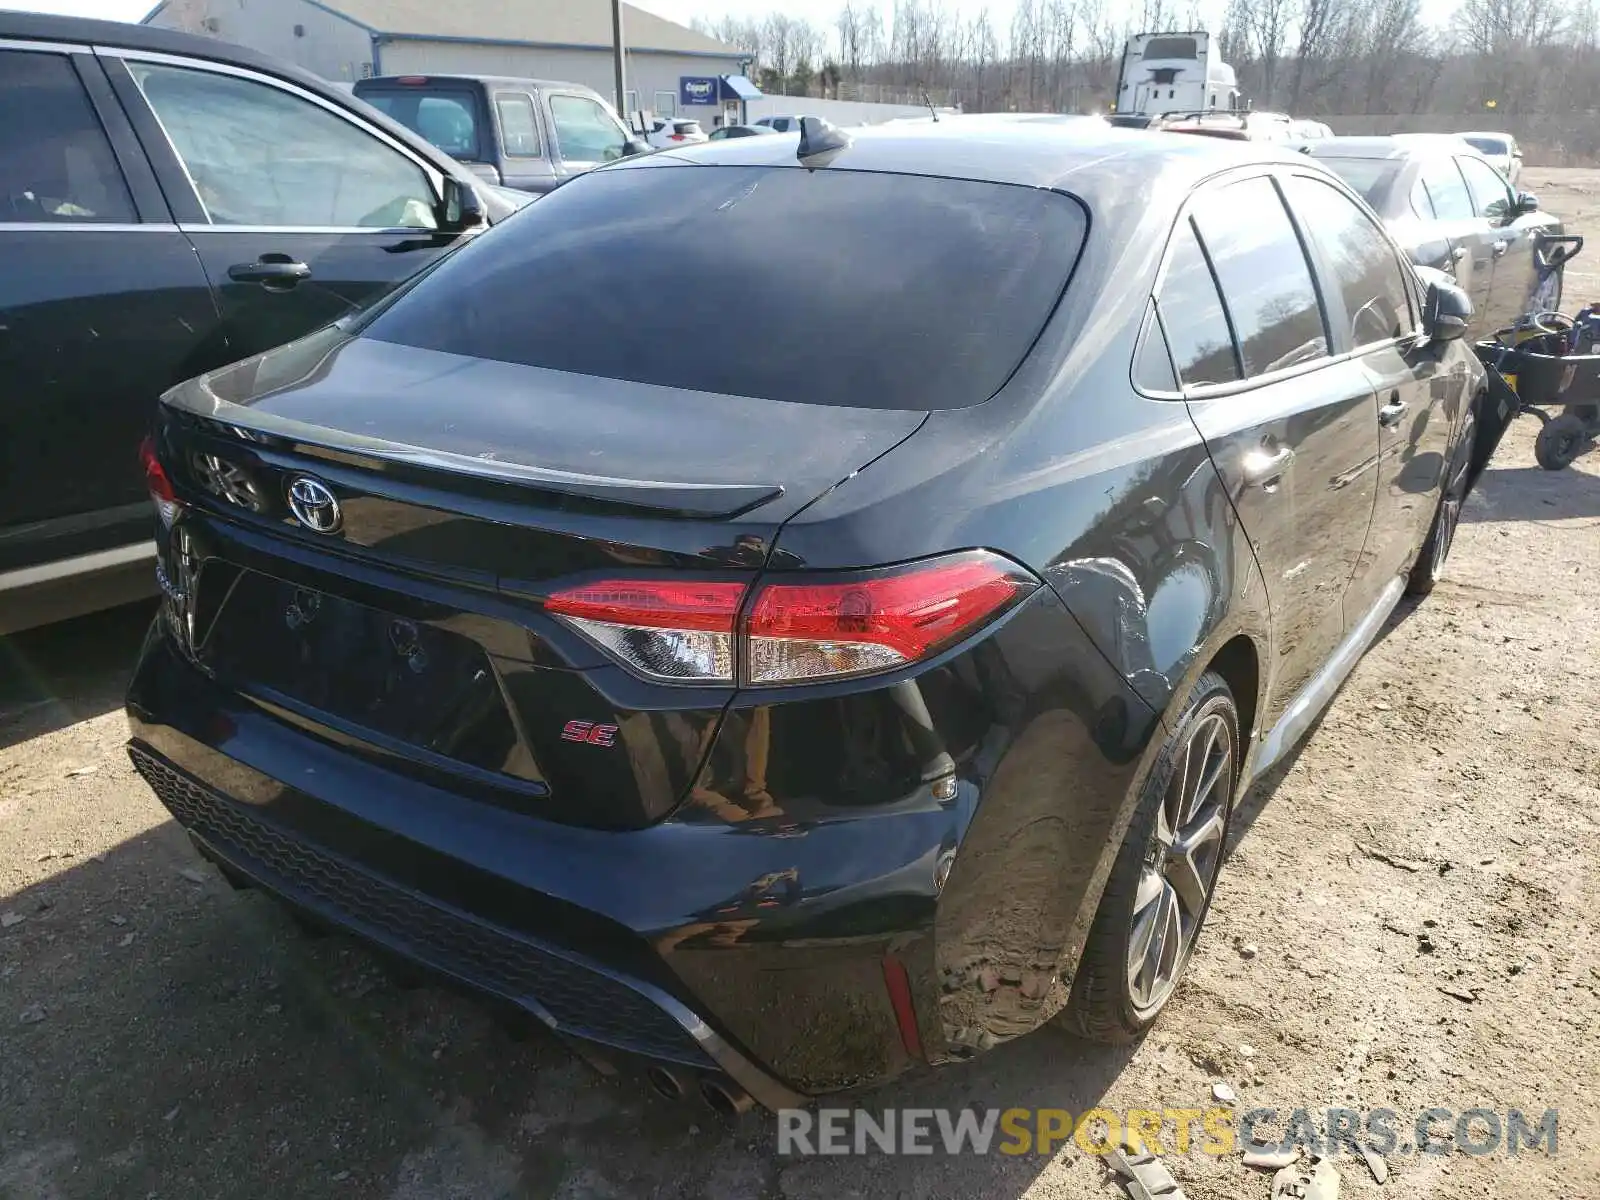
[646, 1064, 687, 1101]
[699, 1077, 755, 1117]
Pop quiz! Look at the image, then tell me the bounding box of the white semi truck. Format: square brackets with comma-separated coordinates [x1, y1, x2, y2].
[1113, 31, 1239, 120]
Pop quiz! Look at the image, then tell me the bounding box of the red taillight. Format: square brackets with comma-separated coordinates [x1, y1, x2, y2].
[669, 133, 687, 141]
[544, 552, 1035, 686]
[140, 435, 180, 527]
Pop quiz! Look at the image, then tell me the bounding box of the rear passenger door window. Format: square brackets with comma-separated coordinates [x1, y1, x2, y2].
[1191, 176, 1328, 377]
[1281, 175, 1414, 349]
[0, 50, 135, 223]
[495, 93, 541, 158]
[1155, 219, 1240, 387]
[1417, 158, 1474, 221]
[1457, 154, 1513, 224]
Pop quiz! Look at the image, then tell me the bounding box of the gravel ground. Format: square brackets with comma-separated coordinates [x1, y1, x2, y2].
[3, 168, 1599, 1200]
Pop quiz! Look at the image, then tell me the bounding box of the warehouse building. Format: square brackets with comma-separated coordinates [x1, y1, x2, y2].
[143, 0, 756, 126]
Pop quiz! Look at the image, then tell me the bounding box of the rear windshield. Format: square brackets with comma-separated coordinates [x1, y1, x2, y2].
[1463, 135, 1509, 155]
[357, 87, 482, 160]
[362, 165, 1086, 410]
[675, 121, 703, 134]
[1313, 157, 1401, 208]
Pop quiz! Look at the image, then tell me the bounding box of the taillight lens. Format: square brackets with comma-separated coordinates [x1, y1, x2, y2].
[544, 551, 1036, 686]
[545, 579, 745, 682]
[669, 133, 687, 141]
[745, 552, 1036, 683]
[140, 435, 180, 528]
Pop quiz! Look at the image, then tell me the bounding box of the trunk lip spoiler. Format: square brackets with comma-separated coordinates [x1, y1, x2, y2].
[161, 391, 784, 519]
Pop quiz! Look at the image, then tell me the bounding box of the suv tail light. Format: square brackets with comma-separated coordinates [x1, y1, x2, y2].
[140, 436, 180, 528]
[545, 551, 1037, 686]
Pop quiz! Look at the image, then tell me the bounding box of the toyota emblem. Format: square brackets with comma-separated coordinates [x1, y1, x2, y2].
[285, 475, 342, 534]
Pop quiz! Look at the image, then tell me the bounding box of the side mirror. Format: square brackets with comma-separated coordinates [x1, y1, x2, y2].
[1423, 278, 1473, 343]
[441, 176, 485, 230]
[1515, 190, 1539, 215]
[622, 138, 651, 157]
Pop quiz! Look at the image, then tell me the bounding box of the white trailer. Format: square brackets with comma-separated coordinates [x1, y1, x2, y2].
[1114, 31, 1239, 119]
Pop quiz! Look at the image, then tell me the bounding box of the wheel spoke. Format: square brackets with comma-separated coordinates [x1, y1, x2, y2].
[1127, 871, 1164, 1000]
[1168, 807, 1225, 917]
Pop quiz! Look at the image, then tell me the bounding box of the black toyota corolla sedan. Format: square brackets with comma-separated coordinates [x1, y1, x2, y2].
[127, 121, 1492, 1111]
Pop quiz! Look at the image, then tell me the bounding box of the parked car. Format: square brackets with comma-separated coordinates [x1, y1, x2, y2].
[353, 75, 649, 194]
[129, 121, 1492, 1110]
[645, 117, 710, 148]
[751, 115, 819, 133]
[1457, 131, 1523, 187]
[707, 124, 778, 141]
[0, 12, 529, 636]
[1299, 135, 1561, 331]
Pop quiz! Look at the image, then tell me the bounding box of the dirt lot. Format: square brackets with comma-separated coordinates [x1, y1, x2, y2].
[4, 168, 1600, 1200]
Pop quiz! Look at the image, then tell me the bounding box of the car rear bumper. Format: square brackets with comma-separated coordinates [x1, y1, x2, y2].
[126, 582, 1158, 1102]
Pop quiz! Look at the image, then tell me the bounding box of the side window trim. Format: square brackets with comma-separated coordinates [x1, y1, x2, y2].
[70, 51, 171, 223]
[95, 45, 445, 230]
[1131, 301, 1182, 398]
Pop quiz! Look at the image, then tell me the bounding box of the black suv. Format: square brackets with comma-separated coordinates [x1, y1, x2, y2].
[0, 13, 523, 635]
[129, 123, 1500, 1109]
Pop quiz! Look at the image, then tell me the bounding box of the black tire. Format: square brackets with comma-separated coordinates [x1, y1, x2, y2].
[1535, 413, 1586, 471]
[1061, 671, 1240, 1043]
[1408, 411, 1475, 598]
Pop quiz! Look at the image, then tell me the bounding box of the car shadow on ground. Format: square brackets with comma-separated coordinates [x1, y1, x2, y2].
[0, 816, 1140, 1198]
[1462, 461, 1600, 523]
[0, 601, 155, 752]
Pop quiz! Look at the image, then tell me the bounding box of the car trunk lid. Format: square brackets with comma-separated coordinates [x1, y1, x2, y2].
[153, 329, 926, 829]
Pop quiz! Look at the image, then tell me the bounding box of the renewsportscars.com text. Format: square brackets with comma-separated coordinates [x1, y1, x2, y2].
[776, 1105, 1559, 1158]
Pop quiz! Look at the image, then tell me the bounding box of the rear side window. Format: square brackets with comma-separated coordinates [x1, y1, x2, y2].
[363, 165, 1087, 410]
[494, 93, 541, 157]
[1155, 220, 1240, 387]
[1457, 155, 1512, 222]
[1281, 175, 1413, 349]
[1191, 177, 1328, 377]
[0, 50, 134, 223]
[1312, 157, 1398, 208]
[360, 89, 481, 161]
[1417, 158, 1474, 221]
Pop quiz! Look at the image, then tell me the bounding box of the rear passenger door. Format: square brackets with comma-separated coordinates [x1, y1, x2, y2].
[103, 52, 466, 366]
[1414, 155, 1494, 325]
[1159, 173, 1381, 726]
[1457, 152, 1538, 329]
[1281, 172, 1456, 609]
[493, 90, 558, 193]
[0, 45, 216, 580]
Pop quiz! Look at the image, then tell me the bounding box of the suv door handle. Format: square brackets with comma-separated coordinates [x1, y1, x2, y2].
[1491, 239, 1509, 258]
[1243, 444, 1295, 486]
[1378, 396, 1410, 427]
[228, 256, 312, 290]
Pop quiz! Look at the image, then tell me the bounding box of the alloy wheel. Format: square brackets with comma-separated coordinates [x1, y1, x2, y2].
[1126, 709, 1235, 1014]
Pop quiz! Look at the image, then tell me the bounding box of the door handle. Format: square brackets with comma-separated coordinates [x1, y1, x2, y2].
[1243, 444, 1295, 487]
[228, 256, 312, 290]
[1491, 239, 1509, 258]
[1378, 395, 1410, 427]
